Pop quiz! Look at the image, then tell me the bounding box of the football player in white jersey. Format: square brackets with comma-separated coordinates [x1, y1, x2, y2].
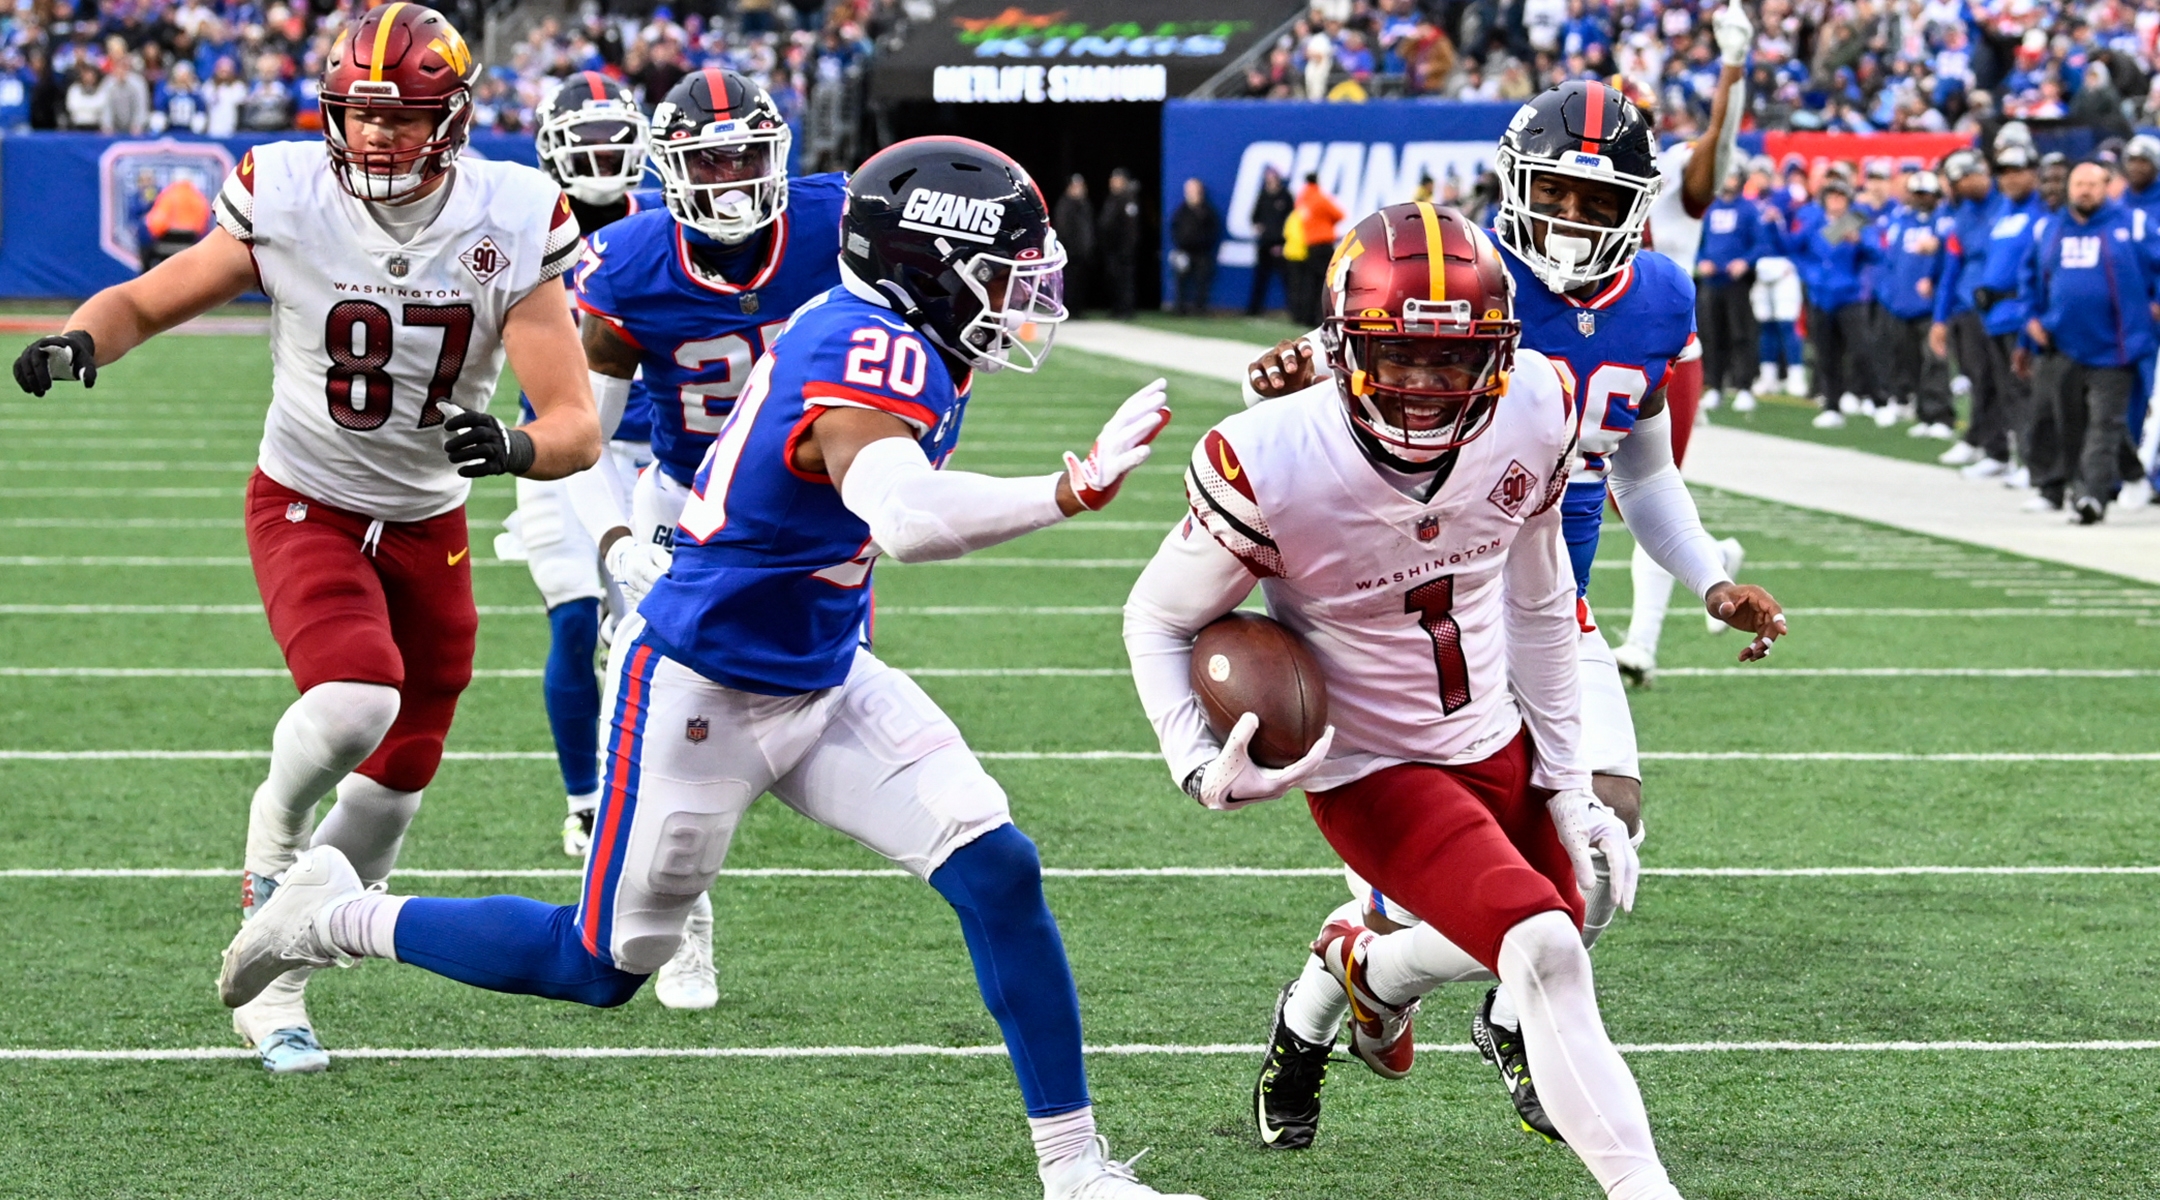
[11, 3, 600, 1074]
[1125, 202, 1693, 1200]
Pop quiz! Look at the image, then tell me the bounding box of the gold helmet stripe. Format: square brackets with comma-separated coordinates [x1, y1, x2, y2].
[370, 3, 407, 83]
[1415, 200, 1445, 302]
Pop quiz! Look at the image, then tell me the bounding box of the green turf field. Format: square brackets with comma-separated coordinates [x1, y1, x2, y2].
[2, 332, 2158, 1198]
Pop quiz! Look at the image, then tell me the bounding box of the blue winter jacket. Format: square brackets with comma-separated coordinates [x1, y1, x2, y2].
[1696, 195, 1766, 278]
[2025, 200, 2160, 368]
[1934, 188, 2006, 322]
[1798, 214, 1877, 311]
[1876, 204, 1955, 321]
[1973, 191, 2050, 337]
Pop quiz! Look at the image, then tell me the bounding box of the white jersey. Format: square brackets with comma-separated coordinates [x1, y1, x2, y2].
[215, 140, 579, 521]
[1645, 142, 1703, 271]
[1179, 352, 1582, 791]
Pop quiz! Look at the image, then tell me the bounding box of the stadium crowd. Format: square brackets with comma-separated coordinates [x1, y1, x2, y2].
[1235, 0, 2160, 141]
[0, 0, 893, 155]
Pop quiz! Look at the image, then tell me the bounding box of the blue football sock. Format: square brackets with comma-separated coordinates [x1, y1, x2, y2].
[543, 598, 602, 798]
[394, 895, 646, 1008]
[929, 823, 1091, 1118]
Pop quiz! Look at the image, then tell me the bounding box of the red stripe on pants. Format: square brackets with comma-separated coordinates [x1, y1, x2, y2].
[1306, 729, 1582, 973]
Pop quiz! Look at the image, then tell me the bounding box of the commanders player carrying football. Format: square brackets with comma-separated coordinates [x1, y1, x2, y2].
[1127, 201, 1694, 1200]
[217, 137, 1203, 1200]
[1237, 66, 1785, 1148]
[12, 4, 600, 1075]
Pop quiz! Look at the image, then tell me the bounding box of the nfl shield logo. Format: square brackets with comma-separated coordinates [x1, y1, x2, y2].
[740, 292, 760, 315]
[1576, 310, 1597, 337]
[284, 502, 307, 523]
[1416, 515, 1440, 542]
[685, 716, 709, 744]
[386, 255, 410, 279]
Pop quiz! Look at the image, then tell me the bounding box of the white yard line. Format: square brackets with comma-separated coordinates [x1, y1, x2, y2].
[0, 605, 540, 615]
[1, 865, 2151, 880]
[1, 749, 2153, 762]
[12, 665, 2144, 681]
[1654, 667, 2160, 678]
[0, 487, 236, 498]
[3, 1039, 2155, 1063]
[0, 461, 257, 472]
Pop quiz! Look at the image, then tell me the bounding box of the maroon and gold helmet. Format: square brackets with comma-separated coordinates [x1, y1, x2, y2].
[320, 3, 480, 203]
[1320, 202, 1521, 461]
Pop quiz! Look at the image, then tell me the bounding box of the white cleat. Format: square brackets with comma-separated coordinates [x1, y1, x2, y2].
[1960, 457, 2009, 481]
[1838, 392, 1861, 414]
[1811, 409, 1846, 429]
[2002, 465, 2030, 489]
[1783, 367, 1809, 396]
[1701, 388, 1722, 410]
[655, 892, 718, 1010]
[219, 845, 361, 1010]
[1731, 389, 1757, 413]
[1938, 440, 1982, 466]
[1613, 640, 1657, 688]
[563, 808, 594, 858]
[1708, 538, 1745, 633]
[1041, 1137, 1205, 1200]
[1874, 401, 1900, 427]
[2022, 493, 2063, 513]
[1753, 367, 1780, 395]
[233, 964, 329, 1075]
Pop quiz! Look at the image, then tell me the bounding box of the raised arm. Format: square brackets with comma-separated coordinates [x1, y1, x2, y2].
[14, 227, 257, 393]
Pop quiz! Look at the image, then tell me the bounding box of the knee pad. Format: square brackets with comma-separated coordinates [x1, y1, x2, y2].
[1500, 909, 1593, 989]
[294, 681, 401, 764]
[314, 774, 422, 884]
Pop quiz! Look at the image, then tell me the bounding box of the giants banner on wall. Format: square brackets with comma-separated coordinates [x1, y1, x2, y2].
[0, 131, 542, 298]
[1161, 99, 1520, 310]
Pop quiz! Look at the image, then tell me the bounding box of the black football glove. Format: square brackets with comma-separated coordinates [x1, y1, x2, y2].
[13, 330, 97, 396]
[442, 407, 536, 478]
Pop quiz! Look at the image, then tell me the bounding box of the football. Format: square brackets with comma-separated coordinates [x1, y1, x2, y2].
[1190, 612, 1330, 769]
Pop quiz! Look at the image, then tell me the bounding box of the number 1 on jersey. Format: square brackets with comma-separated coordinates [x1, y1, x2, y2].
[1406, 576, 1472, 714]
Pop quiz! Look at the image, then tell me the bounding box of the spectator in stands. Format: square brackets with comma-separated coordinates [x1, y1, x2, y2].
[1170, 177, 1220, 316]
[63, 61, 104, 130]
[239, 52, 291, 132]
[2026, 160, 2160, 524]
[1798, 175, 1878, 427]
[152, 59, 204, 133]
[1289, 171, 1343, 326]
[1698, 166, 1765, 409]
[1053, 175, 1095, 314]
[201, 54, 245, 136]
[0, 48, 33, 134]
[1247, 166, 1294, 315]
[1098, 168, 1142, 320]
[100, 46, 150, 134]
[1877, 170, 1957, 438]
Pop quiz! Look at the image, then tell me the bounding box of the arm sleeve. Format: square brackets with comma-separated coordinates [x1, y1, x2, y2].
[537, 191, 580, 285]
[213, 151, 255, 244]
[1606, 407, 1732, 599]
[1503, 502, 1590, 793]
[837, 435, 1066, 564]
[589, 370, 631, 442]
[1123, 519, 1263, 788]
[563, 455, 633, 543]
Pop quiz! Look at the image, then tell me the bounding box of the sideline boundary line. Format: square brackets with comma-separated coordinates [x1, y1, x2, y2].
[0, 665, 2151, 681]
[4, 1039, 2157, 1063]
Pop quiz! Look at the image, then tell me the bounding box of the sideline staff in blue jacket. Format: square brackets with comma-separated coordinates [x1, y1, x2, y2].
[1799, 175, 1879, 426]
[1876, 170, 1957, 434]
[1697, 168, 1766, 407]
[2024, 160, 2160, 523]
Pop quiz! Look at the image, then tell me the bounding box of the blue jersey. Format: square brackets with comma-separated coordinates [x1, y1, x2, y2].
[521, 187, 665, 440]
[1499, 244, 1696, 597]
[639, 287, 971, 695]
[573, 173, 848, 484]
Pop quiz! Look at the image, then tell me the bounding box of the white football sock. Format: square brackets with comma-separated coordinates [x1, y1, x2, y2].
[1362, 920, 1496, 1008]
[1623, 541, 1677, 657]
[1284, 950, 1350, 1045]
[1487, 982, 1521, 1032]
[1028, 1104, 1096, 1171]
[568, 788, 599, 816]
[324, 891, 407, 961]
[243, 682, 400, 879]
[1499, 911, 1679, 1200]
[231, 967, 314, 1045]
[312, 774, 422, 885]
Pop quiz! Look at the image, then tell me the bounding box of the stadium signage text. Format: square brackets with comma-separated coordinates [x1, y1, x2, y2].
[932, 64, 1167, 103]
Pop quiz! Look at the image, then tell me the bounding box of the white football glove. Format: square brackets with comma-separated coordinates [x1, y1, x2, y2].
[1063, 378, 1172, 510]
[1546, 788, 1639, 913]
[603, 537, 673, 608]
[1712, 0, 1754, 66]
[1185, 711, 1336, 811]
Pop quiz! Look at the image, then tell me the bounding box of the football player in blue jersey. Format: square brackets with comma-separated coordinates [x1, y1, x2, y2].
[1241, 76, 1787, 1153]
[217, 136, 1201, 1200]
[551, 69, 847, 1008]
[499, 71, 665, 870]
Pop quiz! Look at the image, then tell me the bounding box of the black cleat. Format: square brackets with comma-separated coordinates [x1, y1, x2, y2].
[1472, 986, 1564, 1143]
[1254, 982, 1333, 1149]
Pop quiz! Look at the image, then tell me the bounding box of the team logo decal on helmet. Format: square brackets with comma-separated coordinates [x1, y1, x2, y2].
[318, 3, 480, 204]
[535, 70, 650, 206]
[840, 136, 1068, 374]
[650, 69, 792, 244]
[1321, 201, 1521, 461]
[1495, 80, 1661, 292]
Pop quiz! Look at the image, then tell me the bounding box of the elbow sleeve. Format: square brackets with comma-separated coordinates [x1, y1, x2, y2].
[589, 372, 632, 442]
[1608, 410, 1731, 599]
[838, 436, 1066, 563]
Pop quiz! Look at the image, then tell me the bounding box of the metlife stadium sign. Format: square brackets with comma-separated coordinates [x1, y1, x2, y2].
[875, 0, 1278, 101]
[1161, 101, 1520, 308]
